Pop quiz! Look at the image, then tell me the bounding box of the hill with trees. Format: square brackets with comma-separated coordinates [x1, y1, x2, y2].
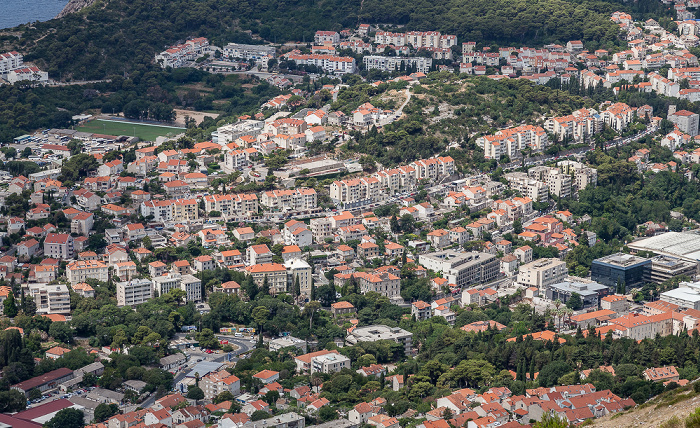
[1, 0, 649, 80]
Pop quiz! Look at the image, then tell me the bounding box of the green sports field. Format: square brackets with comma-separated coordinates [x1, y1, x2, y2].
[77, 119, 185, 142]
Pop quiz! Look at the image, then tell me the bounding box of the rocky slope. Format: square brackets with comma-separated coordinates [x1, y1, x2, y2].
[55, 0, 99, 18]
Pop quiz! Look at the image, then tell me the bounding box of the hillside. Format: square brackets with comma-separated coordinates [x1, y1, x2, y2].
[0, 0, 659, 80]
[589, 384, 700, 428]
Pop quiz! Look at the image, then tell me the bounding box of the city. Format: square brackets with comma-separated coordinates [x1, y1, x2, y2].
[2, 1, 700, 428]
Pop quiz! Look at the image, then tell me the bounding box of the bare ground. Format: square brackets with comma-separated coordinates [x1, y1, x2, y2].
[173, 109, 220, 126]
[589, 390, 700, 428]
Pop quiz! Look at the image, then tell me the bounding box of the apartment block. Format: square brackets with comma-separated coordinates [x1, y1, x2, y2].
[153, 273, 202, 302]
[66, 260, 109, 285]
[203, 193, 259, 217]
[28, 284, 70, 315]
[244, 263, 288, 295]
[140, 199, 199, 222]
[477, 125, 549, 159]
[261, 188, 317, 211]
[330, 177, 381, 208]
[117, 279, 153, 307]
[44, 233, 74, 259]
[516, 258, 567, 291]
[418, 251, 499, 289]
[528, 167, 571, 198]
[201, 370, 240, 400]
[504, 172, 549, 202]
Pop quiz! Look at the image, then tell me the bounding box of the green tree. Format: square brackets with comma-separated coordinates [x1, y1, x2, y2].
[252, 306, 270, 338]
[0, 390, 27, 412]
[94, 403, 119, 422]
[513, 218, 523, 234]
[3, 291, 18, 317]
[251, 410, 271, 421]
[49, 322, 74, 344]
[187, 385, 205, 401]
[319, 405, 338, 422]
[566, 293, 583, 310]
[214, 391, 235, 404]
[196, 328, 219, 350]
[533, 413, 570, 428]
[28, 388, 42, 401]
[44, 408, 85, 428]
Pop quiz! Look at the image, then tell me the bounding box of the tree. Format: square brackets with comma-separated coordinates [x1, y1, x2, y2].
[261, 275, 270, 296]
[303, 301, 321, 332]
[44, 408, 85, 428]
[251, 410, 271, 421]
[252, 306, 270, 338]
[263, 390, 280, 405]
[49, 321, 74, 344]
[28, 388, 42, 401]
[513, 218, 523, 234]
[566, 293, 583, 310]
[214, 391, 235, 404]
[319, 405, 338, 422]
[196, 328, 219, 350]
[94, 403, 119, 422]
[533, 413, 570, 428]
[0, 389, 27, 412]
[187, 385, 205, 401]
[3, 291, 17, 317]
[390, 215, 400, 233]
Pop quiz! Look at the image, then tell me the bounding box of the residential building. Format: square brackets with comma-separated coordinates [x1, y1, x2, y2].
[517, 258, 567, 291]
[294, 350, 350, 373]
[418, 251, 499, 289]
[117, 279, 153, 307]
[44, 233, 74, 259]
[643, 366, 679, 383]
[669, 109, 700, 136]
[245, 263, 288, 295]
[285, 258, 312, 299]
[27, 284, 70, 315]
[261, 188, 318, 211]
[203, 193, 259, 218]
[66, 260, 109, 285]
[504, 172, 549, 202]
[153, 273, 202, 302]
[601, 295, 630, 313]
[201, 370, 240, 400]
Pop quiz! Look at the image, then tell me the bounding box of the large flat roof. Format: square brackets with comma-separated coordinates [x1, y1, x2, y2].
[186, 361, 224, 378]
[629, 232, 700, 261]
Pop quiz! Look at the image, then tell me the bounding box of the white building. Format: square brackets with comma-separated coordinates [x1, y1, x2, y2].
[516, 258, 568, 291]
[28, 284, 70, 315]
[117, 279, 153, 307]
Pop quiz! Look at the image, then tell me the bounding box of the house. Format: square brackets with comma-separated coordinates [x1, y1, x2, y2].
[242, 400, 270, 416]
[252, 370, 280, 384]
[643, 366, 679, 383]
[331, 301, 356, 317]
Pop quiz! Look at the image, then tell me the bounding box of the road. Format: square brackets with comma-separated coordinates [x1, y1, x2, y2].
[501, 126, 657, 171]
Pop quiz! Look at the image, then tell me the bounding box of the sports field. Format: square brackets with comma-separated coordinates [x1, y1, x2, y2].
[77, 119, 185, 142]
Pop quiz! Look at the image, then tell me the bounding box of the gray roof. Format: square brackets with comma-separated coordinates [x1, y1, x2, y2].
[74, 362, 104, 376]
[123, 380, 147, 391]
[160, 353, 187, 366]
[186, 361, 224, 378]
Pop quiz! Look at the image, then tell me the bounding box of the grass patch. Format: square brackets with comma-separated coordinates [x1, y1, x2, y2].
[77, 119, 184, 142]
